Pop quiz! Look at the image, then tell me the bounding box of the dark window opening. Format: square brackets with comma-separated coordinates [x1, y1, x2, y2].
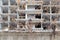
[19, 26, 23, 28]
[19, 13, 25, 19]
[43, 7, 50, 13]
[43, 27, 47, 30]
[35, 5, 41, 10]
[35, 14, 41, 19]
[51, 7, 59, 13]
[35, 23, 41, 28]
[42, 23, 47, 30]
[42, 23, 50, 30]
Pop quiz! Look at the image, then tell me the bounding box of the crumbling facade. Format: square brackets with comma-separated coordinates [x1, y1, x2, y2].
[0, 0, 60, 40]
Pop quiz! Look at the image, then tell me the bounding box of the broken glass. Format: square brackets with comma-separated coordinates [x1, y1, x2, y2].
[9, 22, 17, 30]
[42, 15, 50, 22]
[35, 14, 41, 19]
[42, 22, 50, 30]
[35, 23, 41, 28]
[51, 7, 59, 13]
[43, 6, 50, 13]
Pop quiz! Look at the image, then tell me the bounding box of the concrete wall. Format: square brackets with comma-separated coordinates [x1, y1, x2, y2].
[0, 32, 60, 40]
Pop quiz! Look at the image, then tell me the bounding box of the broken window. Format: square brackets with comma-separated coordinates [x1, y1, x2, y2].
[2, 15, 8, 21]
[52, 15, 60, 21]
[19, 21, 25, 28]
[10, 0, 17, 5]
[43, 7, 50, 13]
[42, 15, 50, 22]
[19, 4, 26, 10]
[35, 14, 41, 19]
[2, 0, 8, 5]
[10, 15, 17, 22]
[2, 7, 8, 13]
[42, 22, 50, 30]
[52, 15, 58, 21]
[19, 13, 25, 19]
[10, 6, 17, 13]
[1, 23, 8, 30]
[27, 5, 41, 10]
[51, 7, 59, 13]
[35, 5, 41, 10]
[35, 23, 41, 28]
[51, 23, 56, 30]
[9, 22, 17, 30]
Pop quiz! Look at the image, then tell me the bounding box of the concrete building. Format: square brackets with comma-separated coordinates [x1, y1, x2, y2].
[0, 0, 60, 40]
